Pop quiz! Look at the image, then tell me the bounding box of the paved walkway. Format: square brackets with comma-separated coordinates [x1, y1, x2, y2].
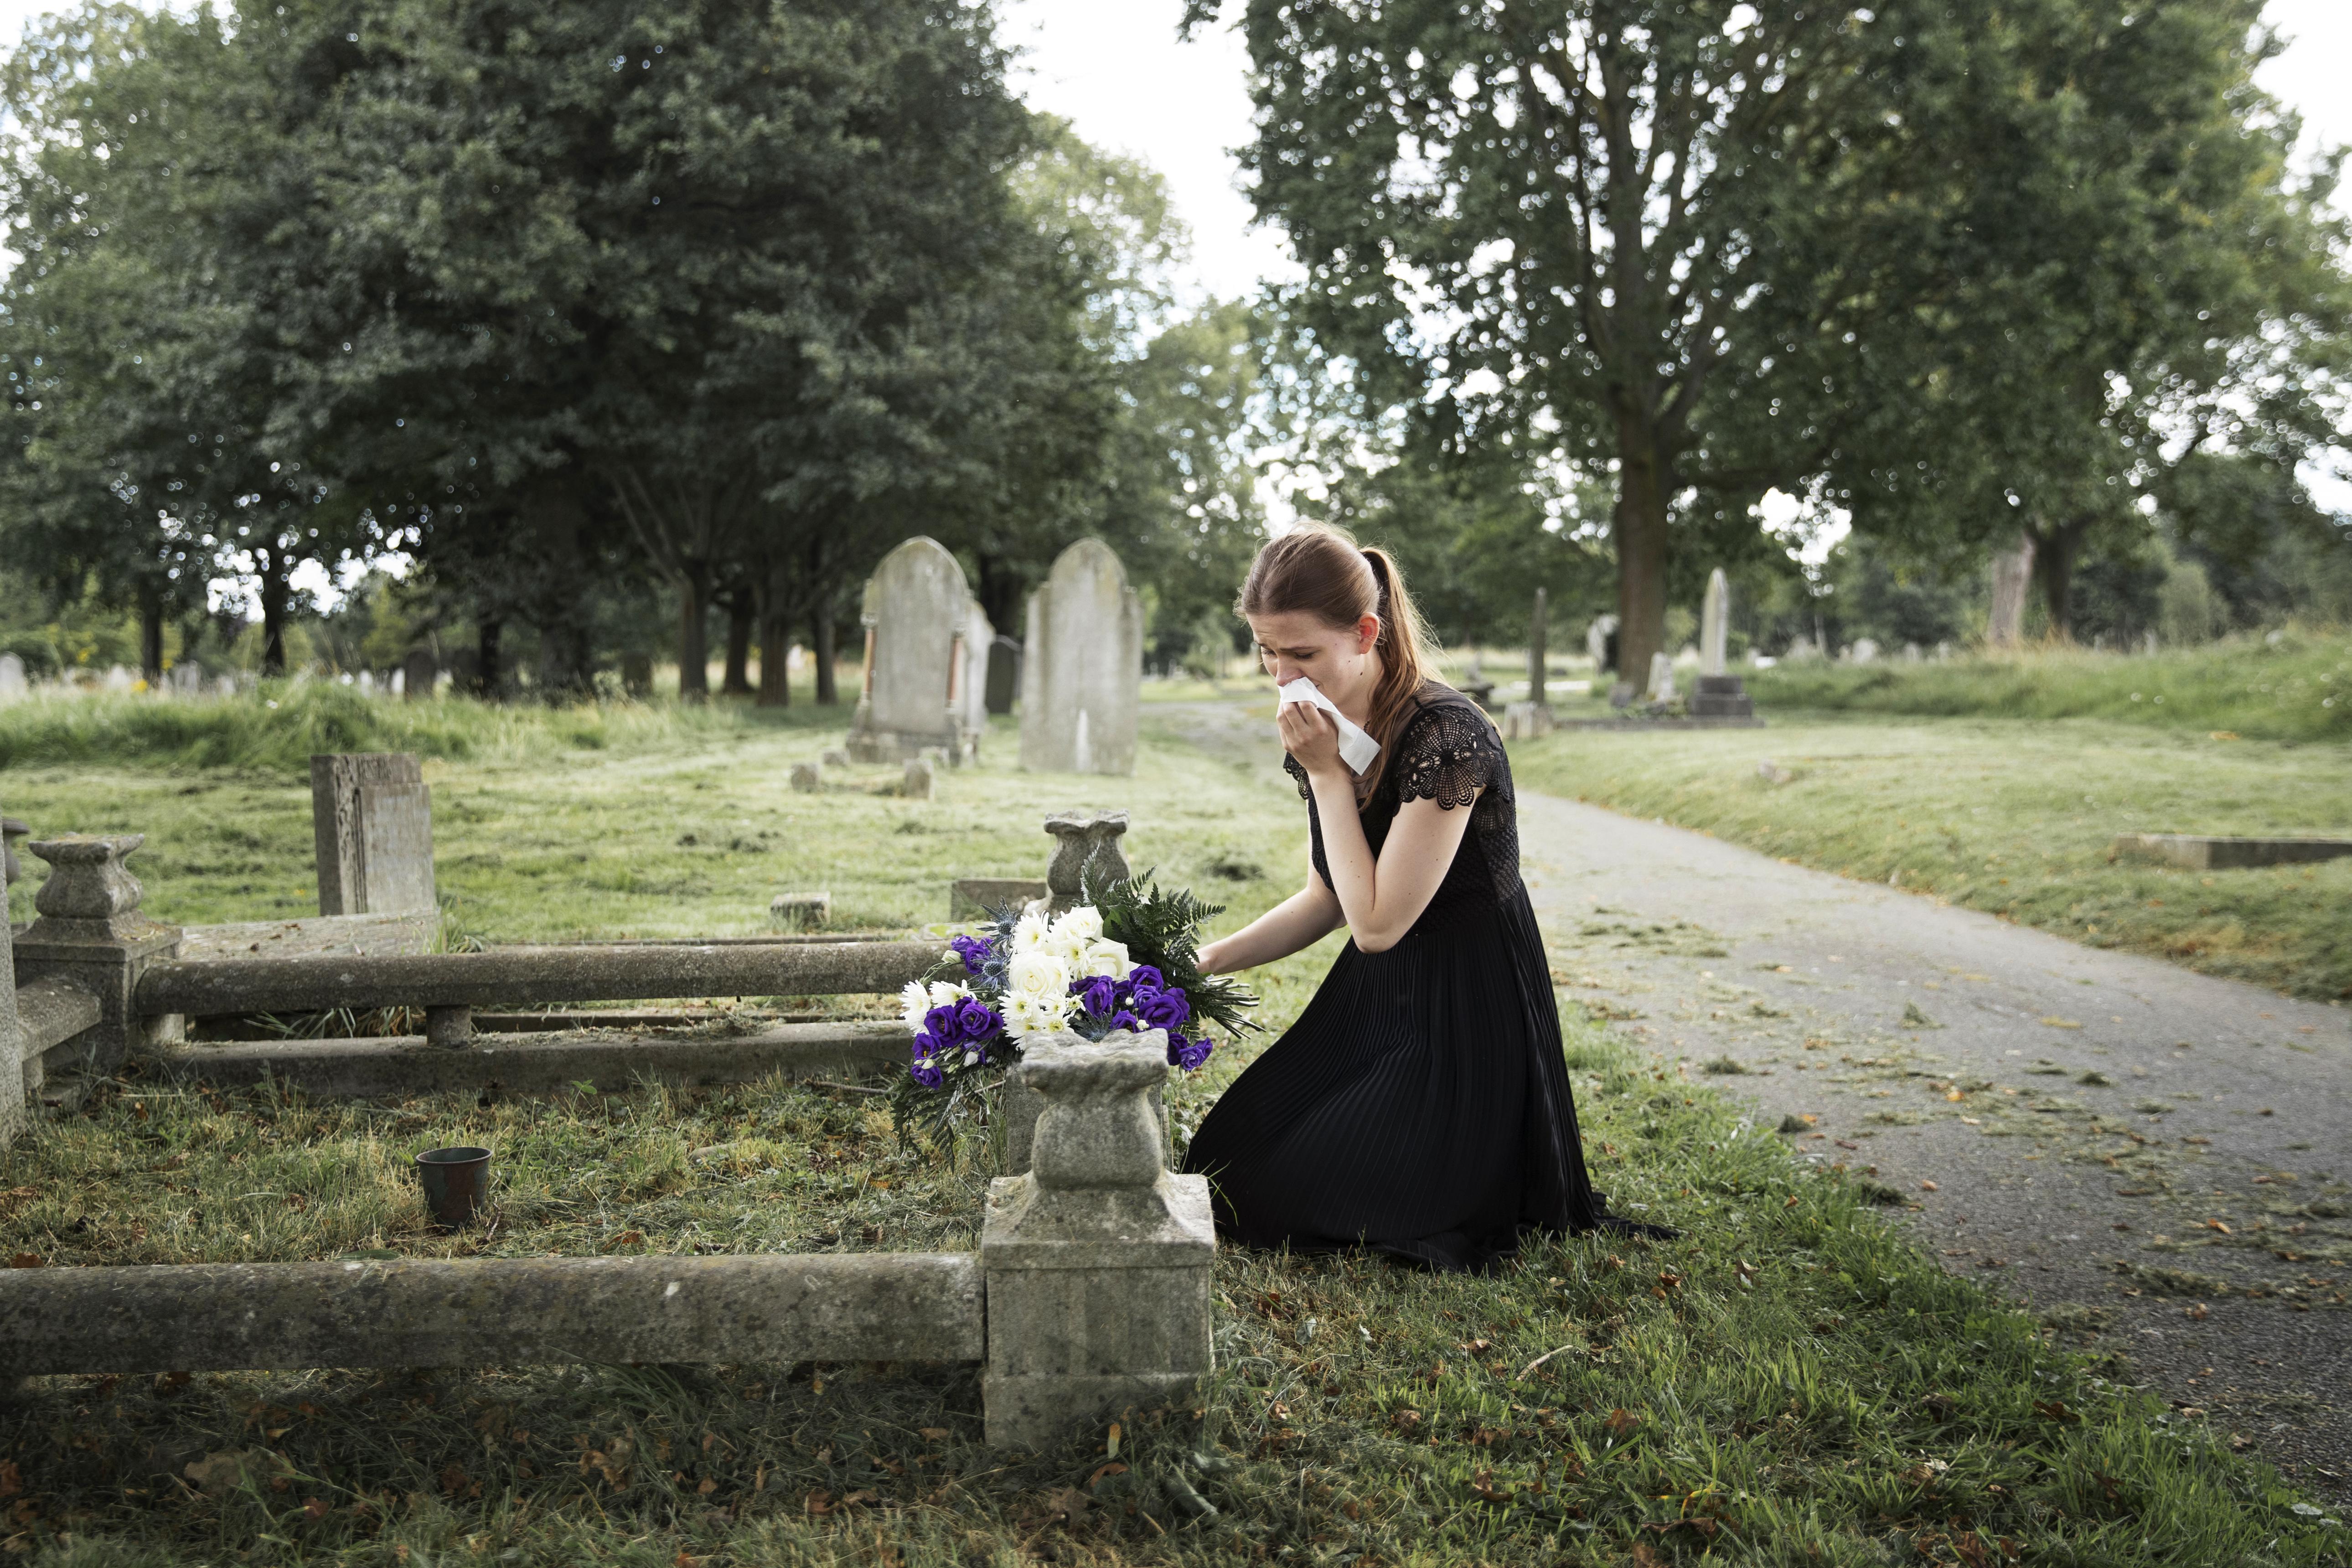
[1515, 792, 2352, 1497]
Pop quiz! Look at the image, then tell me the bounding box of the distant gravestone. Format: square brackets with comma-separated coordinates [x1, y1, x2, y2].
[985, 633, 1022, 716]
[1987, 538, 2035, 647]
[310, 754, 437, 916]
[170, 664, 202, 694]
[848, 537, 971, 762]
[770, 891, 831, 929]
[790, 763, 821, 794]
[402, 648, 439, 703]
[1700, 569, 1730, 677]
[1020, 538, 1142, 776]
[1849, 639, 1881, 664]
[902, 756, 936, 800]
[820, 749, 851, 770]
[951, 877, 1049, 921]
[954, 600, 993, 746]
[1902, 642, 1923, 663]
[1646, 651, 1677, 703]
[0, 655, 22, 700]
[102, 665, 134, 692]
[1585, 615, 1618, 672]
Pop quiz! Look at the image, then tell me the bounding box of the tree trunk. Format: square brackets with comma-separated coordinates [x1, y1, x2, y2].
[257, 553, 291, 677]
[758, 602, 792, 708]
[677, 566, 713, 702]
[722, 589, 755, 696]
[2031, 518, 2090, 642]
[138, 586, 165, 686]
[1986, 535, 2037, 647]
[812, 599, 838, 706]
[1610, 423, 1672, 691]
[475, 619, 504, 699]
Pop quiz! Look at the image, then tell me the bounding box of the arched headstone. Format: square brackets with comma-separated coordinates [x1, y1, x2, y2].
[1019, 539, 1142, 776]
[848, 537, 972, 762]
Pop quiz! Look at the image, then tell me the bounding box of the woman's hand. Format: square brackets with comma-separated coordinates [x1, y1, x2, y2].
[1277, 698, 1347, 779]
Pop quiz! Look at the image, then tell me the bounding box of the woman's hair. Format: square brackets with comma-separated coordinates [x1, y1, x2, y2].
[1238, 523, 1443, 797]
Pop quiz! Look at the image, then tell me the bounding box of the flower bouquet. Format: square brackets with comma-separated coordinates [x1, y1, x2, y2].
[888, 874, 1259, 1140]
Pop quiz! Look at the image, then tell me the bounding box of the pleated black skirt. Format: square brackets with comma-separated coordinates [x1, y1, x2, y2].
[1180, 883, 1611, 1273]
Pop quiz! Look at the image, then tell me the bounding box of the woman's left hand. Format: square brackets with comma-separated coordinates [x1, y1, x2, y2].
[1277, 698, 1346, 778]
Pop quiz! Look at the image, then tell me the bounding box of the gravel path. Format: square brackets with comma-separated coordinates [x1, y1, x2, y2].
[1148, 697, 2352, 1498]
[1515, 791, 2352, 1499]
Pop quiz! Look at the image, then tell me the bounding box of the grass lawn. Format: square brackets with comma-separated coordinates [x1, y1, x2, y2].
[0, 691, 2337, 1563]
[1512, 712, 2352, 1003]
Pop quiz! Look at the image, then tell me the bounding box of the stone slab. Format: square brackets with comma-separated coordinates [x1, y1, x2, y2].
[848, 537, 971, 761]
[2112, 834, 2352, 871]
[1019, 539, 1142, 776]
[357, 783, 437, 914]
[0, 1252, 981, 1377]
[177, 912, 438, 963]
[310, 754, 429, 916]
[950, 879, 1048, 921]
[135, 939, 940, 1017]
[145, 1021, 909, 1096]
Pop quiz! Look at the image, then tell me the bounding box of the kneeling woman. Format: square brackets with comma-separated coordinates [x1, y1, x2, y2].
[1185, 527, 1668, 1272]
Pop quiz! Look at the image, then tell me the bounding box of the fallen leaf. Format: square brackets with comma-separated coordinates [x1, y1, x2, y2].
[2041, 1017, 2083, 1030]
[1086, 1461, 1129, 1490]
[1468, 1468, 1510, 1504]
[2184, 1303, 2210, 1321]
[1603, 1408, 1641, 1439]
[302, 1497, 330, 1521]
[1920, 1180, 1939, 1192]
[2032, 1400, 2080, 1424]
[6, 1255, 39, 1269]
[2204, 1219, 2232, 1234]
[1040, 1485, 1089, 1517]
[917, 1427, 950, 1441]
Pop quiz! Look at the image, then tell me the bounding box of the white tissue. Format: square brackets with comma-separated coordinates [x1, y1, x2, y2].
[1277, 677, 1382, 776]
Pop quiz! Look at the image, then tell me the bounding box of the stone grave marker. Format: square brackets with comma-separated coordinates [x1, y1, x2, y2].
[790, 763, 821, 794]
[770, 891, 831, 929]
[1585, 615, 1618, 673]
[985, 634, 1021, 716]
[310, 754, 438, 916]
[1019, 538, 1142, 776]
[1646, 651, 1677, 703]
[903, 756, 936, 800]
[0, 654, 23, 699]
[402, 648, 439, 702]
[102, 665, 134, 692]
[1700, 569, 1730, 677]
[955, 600, 993, 744]
[951, 878, 1049, 921]
[821, 749, 851, 770]
[1849, 638, 1880, 664]
[848, 537, 972, 762]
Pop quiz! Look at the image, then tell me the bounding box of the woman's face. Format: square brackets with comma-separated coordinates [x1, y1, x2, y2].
[1247, 609, 1381, 701]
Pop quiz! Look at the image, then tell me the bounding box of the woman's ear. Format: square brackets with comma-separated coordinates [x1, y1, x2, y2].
[1356, 614, 1381, 654]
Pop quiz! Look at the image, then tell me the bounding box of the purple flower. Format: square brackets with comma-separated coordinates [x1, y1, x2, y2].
[1109, 1009, 1142, 1033]
[910, 1056, 945, 1089]
[950, 935, 992, 975]
[925, 1004, 963, 1045]
[1077, 974, 1120, 1017]
[912, 1030, 943, 1059]
[955, 997, 1000, 1043]
[1175, 1035, 1215, 1072]
[1138, 986, 1191, 1031]
[1127, 965, 1166, 997]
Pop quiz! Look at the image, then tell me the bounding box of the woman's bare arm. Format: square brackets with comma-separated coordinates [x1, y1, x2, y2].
[1196, 842, 1344, 975]
[1277, 700, 1476, 955]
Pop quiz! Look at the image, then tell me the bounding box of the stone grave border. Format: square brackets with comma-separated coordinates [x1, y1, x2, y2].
[0, 813, 1205, 1449]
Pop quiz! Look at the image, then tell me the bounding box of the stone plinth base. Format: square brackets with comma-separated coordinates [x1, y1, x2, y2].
[1690, 673, 1755, 718]
[2114, 834, 2352, 871]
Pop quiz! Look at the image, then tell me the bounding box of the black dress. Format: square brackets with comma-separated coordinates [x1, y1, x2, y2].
[1181, 683, 1645, 1273]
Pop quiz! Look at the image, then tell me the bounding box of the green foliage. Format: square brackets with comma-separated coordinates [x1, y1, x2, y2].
[1095, 870, 1263, 1040]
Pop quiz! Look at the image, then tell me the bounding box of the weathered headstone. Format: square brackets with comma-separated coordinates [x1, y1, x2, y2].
[770, 891, 831, 929]
[401, 648, 439, 703]
[902, 756, 936, 800]
[1902, 642, 1923, 662]
[820, 749, 851, 770]
[102, 665, 134, 693]
[170, 664, 202, 694]
[0, 654, 23, 700]
[954, 600, 993, 747]
[1586, 615, 1620, 675]
[310, 754, 438, 916]
[1646, 651, 1677, 703]
[1849, 638, 1880, 664]
[848, 537, 972, 763]
[1501, 701, 1554, 740]
[984, 634, 1021, 716]
[790, 763, 821, 794]
[1700, 569, 1730, 677]
[1020, 538, 1142, 776]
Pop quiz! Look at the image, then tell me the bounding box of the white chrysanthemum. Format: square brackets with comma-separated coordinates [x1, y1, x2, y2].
[1080, 938, 1131, 981]
[1006, 950, 1072, 1003]
[1003, 991, 1075, 1041]
[899, 980, 933, 1032]
[1054, 905, 1104, 944]
[927, 980, 973, 1008]
[1009, 911, 1051, 955]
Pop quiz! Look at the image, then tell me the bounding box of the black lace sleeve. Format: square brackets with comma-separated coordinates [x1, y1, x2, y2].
[1392, 699, 1499, 809]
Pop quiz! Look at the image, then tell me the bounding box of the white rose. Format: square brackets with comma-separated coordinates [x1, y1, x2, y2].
[1006, 950, 1073, 1003]
[1080, 938, 1131, 981]
[1004, 991, 1075, 1042]
[1009, 912, 1051, 955]
[1054, 906, 1104, 944]
[899, 980, 934, 1033]
[928, 980, 973, 1008]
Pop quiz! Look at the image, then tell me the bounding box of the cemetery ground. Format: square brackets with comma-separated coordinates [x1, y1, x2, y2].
[0, 690, 2337, 1563]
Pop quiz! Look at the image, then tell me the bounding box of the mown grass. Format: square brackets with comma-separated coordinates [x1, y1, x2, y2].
[0, 1021, 2337, 1564]
[0, 692, 2336, 1562]
[1740, 629, 2352, 744]
[1513, 714, 2352, 1001]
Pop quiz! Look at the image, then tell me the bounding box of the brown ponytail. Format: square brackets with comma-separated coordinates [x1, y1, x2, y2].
[1238, 523, 1446, 798]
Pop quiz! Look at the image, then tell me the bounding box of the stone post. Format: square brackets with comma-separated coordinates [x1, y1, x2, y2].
[0, 812, 24, 1146]
[14, 835, 181, 1080]
[980, 1032, 1213, 1449]
[1041, 812, 1131, 914]
[1526, 587, 1548, 707]
[1701, 569, 1729, 677]
[1987, 536, 2036, 648]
